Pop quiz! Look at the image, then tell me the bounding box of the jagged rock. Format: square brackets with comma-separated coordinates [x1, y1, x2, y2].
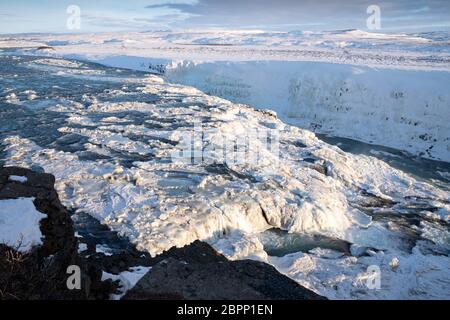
[0, 167, 75, 257]
[0, 166, 113, 300]
[124, 241, 325, 300]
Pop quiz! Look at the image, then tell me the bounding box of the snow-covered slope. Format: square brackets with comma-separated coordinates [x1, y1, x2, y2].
[0, 198, 46, 252]
[1, 55, 449, 299]
[2, 29, 448, 161]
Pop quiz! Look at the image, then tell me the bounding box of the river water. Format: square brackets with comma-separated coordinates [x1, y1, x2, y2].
[1, 52, 449, 299]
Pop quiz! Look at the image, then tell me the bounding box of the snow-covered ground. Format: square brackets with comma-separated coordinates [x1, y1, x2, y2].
[0, 198, 46, 252]
[0, 54, 449, 299]
[1, 29, 448, 161]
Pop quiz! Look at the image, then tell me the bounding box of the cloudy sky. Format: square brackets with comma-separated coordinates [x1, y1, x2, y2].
[1, 0, 449, 34]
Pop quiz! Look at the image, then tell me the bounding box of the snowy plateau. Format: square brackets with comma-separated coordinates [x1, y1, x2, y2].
[0, 29, 449, 299]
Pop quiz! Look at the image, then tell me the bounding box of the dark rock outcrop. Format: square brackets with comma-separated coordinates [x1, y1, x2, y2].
[124, 241, 324, 300]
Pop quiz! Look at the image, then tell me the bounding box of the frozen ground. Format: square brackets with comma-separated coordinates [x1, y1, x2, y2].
[0, 54, 449, 299]
[1, 29, 449, 161]
[0, 197, 46, 252]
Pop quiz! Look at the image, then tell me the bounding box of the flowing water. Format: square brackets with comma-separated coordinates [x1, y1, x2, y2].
[1, 52, 449, 299]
